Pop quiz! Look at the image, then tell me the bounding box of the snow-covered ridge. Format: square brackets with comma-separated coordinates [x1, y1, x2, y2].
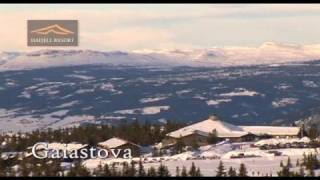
[1, 42, 320, 71]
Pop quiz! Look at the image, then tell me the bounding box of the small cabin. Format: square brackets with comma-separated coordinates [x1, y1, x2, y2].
[98, 137, 141, 157]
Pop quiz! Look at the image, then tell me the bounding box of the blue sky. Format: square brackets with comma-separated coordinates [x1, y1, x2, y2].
[1, 4, 320, 51]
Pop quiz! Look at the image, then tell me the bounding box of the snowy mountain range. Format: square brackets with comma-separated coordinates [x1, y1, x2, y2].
[1, 42, 320, 71]
[1, 42, 320, 133]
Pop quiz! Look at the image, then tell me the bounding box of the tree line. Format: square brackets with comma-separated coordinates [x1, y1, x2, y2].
[0, 120, 184, 152]
[277, 153, 320, 177]
[2, 153, 320, 177]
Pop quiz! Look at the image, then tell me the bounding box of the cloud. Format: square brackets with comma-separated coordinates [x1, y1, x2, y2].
[81, 27, 174, 50]
[1, 4, 320, 51]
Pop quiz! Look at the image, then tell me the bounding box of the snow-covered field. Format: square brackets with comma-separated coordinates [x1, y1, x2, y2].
[219, 88, 259, 97]
[82, 141, 320, 176]
[142, 156, 311, 176]
[206, 99, 232, 106]
[114, 106, 170, 115]
[82, 151, 320, 176]
[272, 98, 299, 108]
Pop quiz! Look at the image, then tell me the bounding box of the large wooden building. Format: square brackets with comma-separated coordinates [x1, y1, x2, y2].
[162, 115, 301, 148]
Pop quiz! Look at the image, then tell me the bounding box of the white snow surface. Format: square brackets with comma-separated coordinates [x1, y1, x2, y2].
[115, 106, 170, 115]
[139, 97, 168, 103]
[65, 74, 95, 80]
[206, 99, 232, 106]
[167, 117, 248, 138]
[239, 126, 300, 136]
[56, 101, 80, 108]
[219, 88, 259, 97]
[272, 98, 298, 108]
[167, 118, 301, 140]
[0, 111, 95, 133]
[302, 80, 319, 88]
[98, 137, 129, 148]
[82, 140, 320, 177]
[221, 148, 275, 159]
[254, 137, 310, 146]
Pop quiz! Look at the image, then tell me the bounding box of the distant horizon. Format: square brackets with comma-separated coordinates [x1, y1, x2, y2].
[1, 41, 320, 53]
[1, 40, 320, 72]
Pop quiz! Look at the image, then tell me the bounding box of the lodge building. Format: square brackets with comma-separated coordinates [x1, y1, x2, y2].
[162, 115, 302, 147]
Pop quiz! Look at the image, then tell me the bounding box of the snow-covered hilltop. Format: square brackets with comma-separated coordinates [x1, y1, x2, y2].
[1, 42, 320, 71]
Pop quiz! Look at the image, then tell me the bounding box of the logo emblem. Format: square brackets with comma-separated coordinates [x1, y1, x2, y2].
[31, 24, 74, 35]
[28, 20, 78, 46]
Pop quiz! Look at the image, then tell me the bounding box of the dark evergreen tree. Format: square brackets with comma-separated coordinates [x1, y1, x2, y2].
[18, 159, 30, 177]
[228, 166, 237, 177]
[75, 165, 91, 177]
[216, 161, 226, 177]
[175, 166, 180, 177]
[103, 164, 112, 176]
[157, 163, 171, 177]
[66, 162, 91, 177]
[188, 162, 197, 177]
[92, 163, 104, 177]
[280, 160, 284, 167]
[110, 163, 118, 176]
[277, 165, 293, 177]
[287, 157, 292, 168]
[299, 166, 305, 177]
[147, 166, 157, 177]
[308, 125, 318, 140]
[129, 161, 136, 176]
[0, 157, 4, 177]
[2, 121, 186, 153]
[305, 153, 319, 170]
[181, 166, 188, 177]
[313, 153, 319, 169]
[34, 159, 46, 177]
[238, 163, 248, 177]
[121, 162, 130, 176]
[303, 153, 307, 166]
[138, 159, 146, 177]
[195, 167, 202, 177]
